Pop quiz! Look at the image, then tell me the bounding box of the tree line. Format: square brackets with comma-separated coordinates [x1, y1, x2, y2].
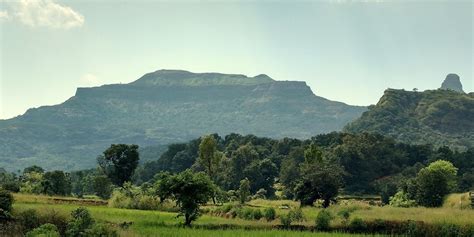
[1, 132, 473, 225]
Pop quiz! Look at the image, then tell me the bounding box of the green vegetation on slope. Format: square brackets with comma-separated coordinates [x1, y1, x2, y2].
[0, 70, 365, 171]
[344, 89, 474, 150]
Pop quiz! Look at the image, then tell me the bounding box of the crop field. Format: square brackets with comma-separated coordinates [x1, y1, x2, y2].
[10, 193, 474, 236]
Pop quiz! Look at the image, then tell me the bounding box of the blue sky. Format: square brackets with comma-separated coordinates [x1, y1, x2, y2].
[1, 0, 472, 119]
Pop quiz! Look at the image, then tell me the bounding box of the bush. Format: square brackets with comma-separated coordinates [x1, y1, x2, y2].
[337, 208, 351, 225]
[17, 209, 40, 232]
[108, 190, 132, 209]
[280, 213, 292, 228]
[289, 208, 304, 222]
[26, 223, 60, 237]
[237, 207, 255, 220]
[0, 189, 13, 220]
[315, 209, 333, 231]
[389, 191, 416, 208]
[263, 207, 276, 221]
[84, 223, 117, 237]
[136, 195, 160, 210]
[66, 207, 94, 236]
[252, 209, 262, 220]
[349, 217, 367, 233]
[39, 209, 68, 235]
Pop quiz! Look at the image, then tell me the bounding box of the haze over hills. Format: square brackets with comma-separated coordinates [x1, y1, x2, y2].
[0, 69, 366, 171]
[345, 74, 474, 150]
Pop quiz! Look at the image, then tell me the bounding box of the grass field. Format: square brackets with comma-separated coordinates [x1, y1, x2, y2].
[11, 193, 474, 236]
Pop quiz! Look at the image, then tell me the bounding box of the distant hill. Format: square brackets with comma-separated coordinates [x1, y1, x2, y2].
[344, 77, 473, 150]
[0, 69, 365, 171]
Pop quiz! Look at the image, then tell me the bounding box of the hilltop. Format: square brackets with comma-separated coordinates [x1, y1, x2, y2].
[344, 79, 473, 150]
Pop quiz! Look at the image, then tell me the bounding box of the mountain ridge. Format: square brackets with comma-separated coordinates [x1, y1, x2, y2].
[0, 69, 366, 171]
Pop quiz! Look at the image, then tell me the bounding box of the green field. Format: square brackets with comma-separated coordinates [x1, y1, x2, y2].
[11, 193, 474, 236]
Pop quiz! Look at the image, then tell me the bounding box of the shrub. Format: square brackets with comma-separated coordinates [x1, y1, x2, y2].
[26, 223, 60, 237]
[252, 209, 262, 220]
[289, 208, 304, 222]
[66, 207, 94, 237]
[280, 213, 292, 228]
[39, 209, 68, 235]
[349, 217, 367, 233]
[108, 190, 132, 209]
[17, 209, 40, 232]
[237, 207, 254, 220]
[84, 223, 117, 237]
[136, 195, 160, 210]
[315, 209, 333, 231]
[389, 191, 416, 208]
[337, 208, 351, 225]
[0, 189, 13, 220]
[263, 207, 276, 221]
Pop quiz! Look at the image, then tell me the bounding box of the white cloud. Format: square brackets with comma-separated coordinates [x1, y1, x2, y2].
[10, 0, 84, 29]
[0, 10, 9, 20]
[80, 73, 100, 85]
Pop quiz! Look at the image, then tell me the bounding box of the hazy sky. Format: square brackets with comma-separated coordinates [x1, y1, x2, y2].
[1, 0, 473, 119]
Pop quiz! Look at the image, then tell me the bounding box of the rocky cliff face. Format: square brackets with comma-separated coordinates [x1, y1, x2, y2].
[440, 73, 464, 93]
[0, 70, 366, 170]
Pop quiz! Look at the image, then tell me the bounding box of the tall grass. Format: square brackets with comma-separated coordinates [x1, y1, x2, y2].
[444, 193, 471, 209]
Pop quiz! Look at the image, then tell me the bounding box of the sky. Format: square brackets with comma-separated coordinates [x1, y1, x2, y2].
[0, 0, 472, 119]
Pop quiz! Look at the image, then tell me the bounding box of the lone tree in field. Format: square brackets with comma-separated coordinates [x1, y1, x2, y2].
[98, 144, 139, 186]
[239, 178, 251, 204]
[155, 170, 215, 226]
[198, 135, 221, 178]
[294, 144, 344, 208]
[415, 160, 458, 207]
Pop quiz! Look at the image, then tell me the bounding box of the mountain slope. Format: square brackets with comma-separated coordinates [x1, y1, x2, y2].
[0, 69, 366, 170]
[344, 88, 474, 150]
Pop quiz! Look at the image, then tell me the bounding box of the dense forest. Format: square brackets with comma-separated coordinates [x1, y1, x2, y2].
[135, 132, 474, 197]
[4, 132, 471, 204]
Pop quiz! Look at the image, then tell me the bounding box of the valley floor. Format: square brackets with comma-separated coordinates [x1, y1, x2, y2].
[11, 193, 474, 236]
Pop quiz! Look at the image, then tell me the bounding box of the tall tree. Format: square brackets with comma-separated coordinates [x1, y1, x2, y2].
[98, 144, 140, 186]
[239, 178, 251, 204]
[295, 145, 344, 208]
[198, 135, 220, 178]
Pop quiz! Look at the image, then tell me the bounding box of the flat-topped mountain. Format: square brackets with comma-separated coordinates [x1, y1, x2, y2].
[0, 70, 366, 171]
[344, 84, 474, 149]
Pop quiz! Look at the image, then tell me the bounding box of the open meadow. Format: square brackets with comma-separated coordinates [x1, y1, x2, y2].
[9, 193, 474, 236]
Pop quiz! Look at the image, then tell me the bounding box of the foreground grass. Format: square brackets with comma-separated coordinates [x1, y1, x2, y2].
[118, 227, 381, 237]
[12, 193, 474, 236]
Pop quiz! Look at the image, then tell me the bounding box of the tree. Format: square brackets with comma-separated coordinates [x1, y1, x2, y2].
[20, 171, 44, 194]
[294, 145, 344, 208]
[0, 189, 13, 220]
[23, 165, 44, 174]
[239, 178, 251, 204]
[414, 160, 458, 207]
[42, 170, 72, 196]
[198, 135, 220, 178]
[66, 207, 95, 237]
[98, 144, 140, 186]
[154, 170, 215, 226]
[92, 175, 113, 199]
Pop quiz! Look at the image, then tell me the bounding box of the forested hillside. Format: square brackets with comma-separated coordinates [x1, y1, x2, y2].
[344, 88, 474, 150]
[0, 70, 365, 171]
[135, 132, 474, 198]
